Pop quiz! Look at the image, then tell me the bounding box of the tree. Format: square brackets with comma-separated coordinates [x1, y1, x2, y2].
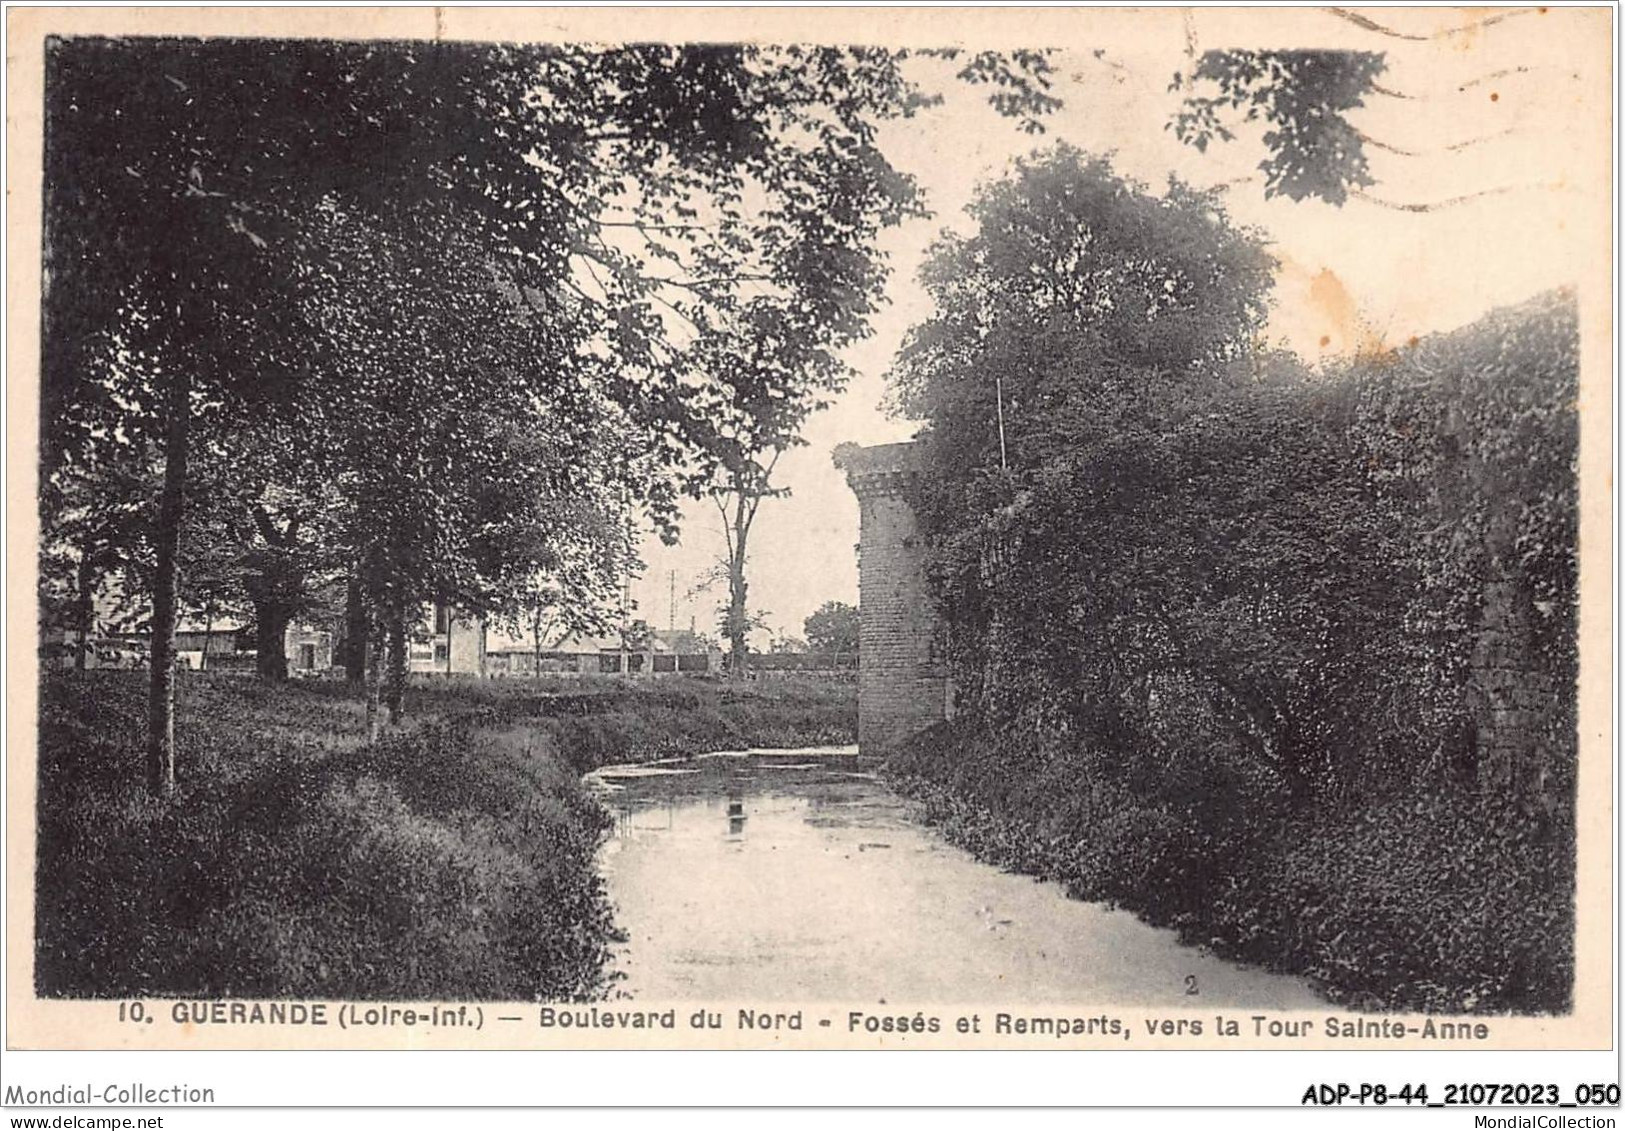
[891, 143, 1275, 538]
[499, 507, 635, 675]
[690, 319, 836, 677]
[179, 426, 346, 680]
[289, 199, 652, 722]
[890, 144, 1278, 732]
[804, 600, 859, 660]
[38, 427, 156, 672]
[42, 39, 1062, 788]
[621, 619, 654, 652]
[1170, 50, 1387, 206]
[891, 142, 1577, 816]
[1167, 47, 1536, 212]
[44, 40, 370, 790]
[692, 576, 772, 670]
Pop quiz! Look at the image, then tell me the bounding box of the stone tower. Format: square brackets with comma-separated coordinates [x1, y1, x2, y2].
[834, 441, 950, 754]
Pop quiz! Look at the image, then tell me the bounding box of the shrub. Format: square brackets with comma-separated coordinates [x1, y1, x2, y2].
[889, 721, 1573, 1012]
[35, 670, 852, 1000]
[890, 270, 1578, 1012]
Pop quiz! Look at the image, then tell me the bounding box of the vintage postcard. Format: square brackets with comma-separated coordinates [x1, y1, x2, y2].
[4, 5, 1613, 1064]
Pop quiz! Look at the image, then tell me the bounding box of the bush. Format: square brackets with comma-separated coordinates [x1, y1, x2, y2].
[888, 722, 1573, 1012]
[35, 670, 855, 1000]
[890, 275, 1578, 1012]
[1222, 797, 1573, 1013]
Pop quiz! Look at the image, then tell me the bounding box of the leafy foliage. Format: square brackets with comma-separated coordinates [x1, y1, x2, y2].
[804, 600, 859, 656]
[890, 731, 1573, 1013]
[890, 146, 1577, 1009]
[1170, 50, 1388, 205]
[36, 670, 855, 999]
[39, 37, 1059, 765]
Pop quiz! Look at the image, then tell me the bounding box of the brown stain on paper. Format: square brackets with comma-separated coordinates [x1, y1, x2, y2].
[1307, 268, 1398, 363]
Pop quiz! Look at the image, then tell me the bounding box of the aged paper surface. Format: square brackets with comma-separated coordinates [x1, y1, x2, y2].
[5, 5, 1613, 1055]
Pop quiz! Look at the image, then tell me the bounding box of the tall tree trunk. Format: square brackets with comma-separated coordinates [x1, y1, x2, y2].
[147, 366, 190, 798]
[726, 525, 749, 680]
[365, 614, 383, 745]
[386, 600, 407, 724]
[73, 554, 95, 672]
[716, 458, 778, 681]
[342, 572, 367, 685]
[254, 601, 292, 680]
[245, 508, 305, 681]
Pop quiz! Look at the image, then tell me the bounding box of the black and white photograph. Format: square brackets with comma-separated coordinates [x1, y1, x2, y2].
[7, 4, 1612, 1064]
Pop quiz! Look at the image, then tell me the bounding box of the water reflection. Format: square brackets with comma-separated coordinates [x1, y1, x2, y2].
[593, 746, 1322, 1008]
[613, 797, 674, 837]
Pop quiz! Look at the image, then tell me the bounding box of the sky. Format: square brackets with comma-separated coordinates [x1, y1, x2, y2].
[626, 7, 1610, 644]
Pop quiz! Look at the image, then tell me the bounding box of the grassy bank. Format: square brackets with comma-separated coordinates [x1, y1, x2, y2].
[886, 723, 1572, 1014]
[367, 672, 857, 771]
[35, 670, 855, 1001]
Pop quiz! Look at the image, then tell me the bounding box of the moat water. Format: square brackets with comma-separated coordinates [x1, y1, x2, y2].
[589, 746, 1321, 1007]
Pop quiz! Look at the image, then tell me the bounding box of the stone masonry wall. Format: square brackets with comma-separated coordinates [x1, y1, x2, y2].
[835, 441, 948, 754]
[1470, 572, 1561, 800]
